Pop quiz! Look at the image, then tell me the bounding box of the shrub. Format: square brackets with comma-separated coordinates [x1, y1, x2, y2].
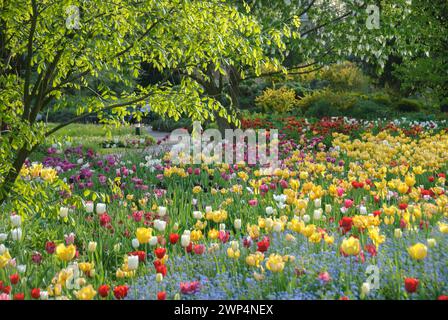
[319, 62, 371, 92]
[297, 89, 358, 112]
[304, 100, 342, 118]
[346, 100, 391, 119]
[255, 87, 300, 113]
[395, 98, 422, 112]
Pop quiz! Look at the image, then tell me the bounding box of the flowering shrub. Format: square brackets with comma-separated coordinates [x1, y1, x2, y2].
[255, 87, 300, 113]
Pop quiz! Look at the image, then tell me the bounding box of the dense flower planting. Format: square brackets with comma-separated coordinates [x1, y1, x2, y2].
[0, 118, 447, 300]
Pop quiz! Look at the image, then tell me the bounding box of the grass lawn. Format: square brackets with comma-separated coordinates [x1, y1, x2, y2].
[30, 123, 155, 162]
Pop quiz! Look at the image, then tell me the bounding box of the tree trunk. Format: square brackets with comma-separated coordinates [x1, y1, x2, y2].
[0, 147, 30, 205]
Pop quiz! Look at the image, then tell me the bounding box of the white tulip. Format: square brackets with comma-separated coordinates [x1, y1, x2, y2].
[359, 205, 367, 215]
[303, 215, 311, 223]
[149, 236, 158, 246]
[114, 243, 122, 252]
[59, 207, 69, 218]
[313, 209, 322, 220]
[131, 238, 140, 249]
[127, 255, 139, 271]
[181, 234, 190, 247]
[230, 241, 239, 251]
[219, 223, 226, 231]
[158, 206, 167, 217]
[325, 204, 332, 214]
[183, 230, 191, 236]
[265, 206, 274, 215]
[0, 233, 7, 242]
[10, 215, 21, 227]
[234, 219, 242, 230]
[314, 198, 321, 208]
[205, 206, 212, 213]
[273, 221, 282, 233]
[11, 228, 22, 241]
[193, 211, 203, 220]
[394, 228, 402, 238]
[154, 219, 167, 232]
[88, 241, 97, 252]
[96, 203, 106, 214]
[0, 244, 6, 254]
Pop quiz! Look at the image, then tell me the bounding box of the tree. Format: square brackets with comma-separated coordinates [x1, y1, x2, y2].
[0, 0, 268, 204]
[189, 0, 419, 124]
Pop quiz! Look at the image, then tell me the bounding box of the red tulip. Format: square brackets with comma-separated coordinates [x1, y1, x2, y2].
[169, 233, 180, 244]
[113, 285, 129, 300]
[404, 278, 419, 293]
[9, 274, 19, 285]
[157, 291, 167, 300]
[31, 288, 40, 299]
[13, 293, 25, 300]
[98, 285, 110, 298]
[154, 247, 166, 259]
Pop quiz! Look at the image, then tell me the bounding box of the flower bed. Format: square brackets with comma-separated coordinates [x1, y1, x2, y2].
[0, 118, 447, 300]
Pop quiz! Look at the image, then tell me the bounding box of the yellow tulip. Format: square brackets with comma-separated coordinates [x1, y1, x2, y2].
[340, 237, 360, 256]
[265, 254, 285, 273]
[56, 244, 76, 262]
[136, 227, 152, 244]
[408, 243, 427, 260]
[75, 285, 97, 300]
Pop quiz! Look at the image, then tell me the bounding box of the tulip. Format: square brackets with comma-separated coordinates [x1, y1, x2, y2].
[408, 243, 427, 260]
[181, 234, 190, 247]
[127, 255, 139, 271]
[154, 219, 167, 232]
[193, 211, 203, 219]
[394, 228, 403, 238]
[156, 273, 164, 283]
[11, 228, 22, 241]
[149, 236, 158, 246]
[59, 207, 69, 218]
[0, 233, 7, 242]
[265, 206, 274, 215]
[303, 215, 310, 223]
[404, 278, 419, 293]
[136, 227, 152, 244]
[158, 206, 167, 217]
[234, 219, 242, 230]
[313, 209, 322, 220]
[10, 215, 21, 227]
[325, 204, 332, 214]
[88, 241, 97, 252]
[314, 198, 321, 208]
[132, 239, 140, 249]
[340, 237, 360, 256]
[205, 206, 212, 214]
[96, 203, 106, 214]
[55, 244, 76, 262]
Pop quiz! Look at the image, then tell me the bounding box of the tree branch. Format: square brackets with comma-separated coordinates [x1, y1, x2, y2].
[23, 0, 38, 120]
